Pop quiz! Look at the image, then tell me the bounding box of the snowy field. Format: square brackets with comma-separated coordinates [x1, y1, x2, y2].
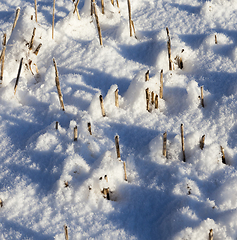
[0, 0, 237, 239]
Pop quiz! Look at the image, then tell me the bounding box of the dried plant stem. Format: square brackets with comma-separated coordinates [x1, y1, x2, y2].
[115, 88, 119, 107]
[34, 43, 42, 55]
[209, 229, 213, 240]
[163, 132, 167, 158]
[34, 0, 38, 22]
[127, 0, 132, 37]
[52, 0, 55, 39]
[91, 0, 93, 16]
[102, 188, 110, 200]
[12, 8, 20, 33]
[177, 56, 183, 69]
[151, 91, 154, 104]
[14, 58, 23, 95]
[160, 69, 163, 99]
[55, 121, 59, 130]
[181, 124, 186, 162]
[0, 199, 3, 208]
[104, 175, 108, 182]
[145, 70, 149, 81]
[200, 135, 205, 150]
[131, 20, 136, 37]
[201, 86, 204, 108]
[29, 28, 36, 50]
[74, 126, 78, 141]
[221, 146, 226, 164]
[73, 0, 81, 20]
[101, 0, 105, 14]
[166, 27, 172, 71]
[92, 0, 103, 45]
[116, 0, 119, 8]
[64, 225, 69, 240]
[215, 35, 217, 44]
[99, 95, 106, 117]
[124, 161, 127, 181]
[146, 88, 150, 112]
[115, 135, 121, 160]
[53, 58, 65, 111]
[155, 94, 158, 109]
[0, 47, 6, 82]
[111, 0, 114, 5]
[88, 122, 92, 135]
[2, 33, 6, 46]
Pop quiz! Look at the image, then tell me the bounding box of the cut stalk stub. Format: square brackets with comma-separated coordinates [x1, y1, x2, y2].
[163, 132, 167, 158]
[53, 58, 65, 111]
[34, 0, 38, 22]
[160, 69, 163, 99]
[127, 0, 132, 37]
[104, 175, 108, 182]
[88, 122, 92, 135]
[64, 225, 69, 240]
[92, 0, 103, 46]
[151, 92, 155, 104]
[166, 27, 172, 71]
[201, 86, 204, 108]
[115, 135, 121, 160]
[55, 121, 59, 130]
[12, 8, 20, 33]
[209, 229, 213, 240]
[14, 58, 23, 95]
[29, 27, 36, 50]
[200, 135, 205, 150]
[146, 88, 150, 112]
[181, 124, 186, 162]
[99, 95, 106, 117]
[74, 126, 78, 141]
[115, 88, 119, 107]
[221, 146, 226, 164]
[155, 94, 158, 109]
[124, 161, 128, 181]
[34, 43, 42, 55]
[145, 70, 149, 81]
[102, 188, 110, 200]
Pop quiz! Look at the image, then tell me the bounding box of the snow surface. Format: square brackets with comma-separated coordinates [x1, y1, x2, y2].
[0, 0, 237, 239]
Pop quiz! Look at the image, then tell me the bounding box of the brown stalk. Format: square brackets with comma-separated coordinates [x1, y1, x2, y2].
[181, 124, 186, 162]
[99, 95, 106, 117]
[92, 0, 103, 45]
[160, 69, 163, 99]
[14, 58, 23, 95]
[53, 58, 65, 111]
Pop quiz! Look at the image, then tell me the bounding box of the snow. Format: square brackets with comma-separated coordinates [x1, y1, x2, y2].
[0, 0, 237, 239]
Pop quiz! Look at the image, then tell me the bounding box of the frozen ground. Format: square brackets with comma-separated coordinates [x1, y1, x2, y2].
[0, 0, 237, 239]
